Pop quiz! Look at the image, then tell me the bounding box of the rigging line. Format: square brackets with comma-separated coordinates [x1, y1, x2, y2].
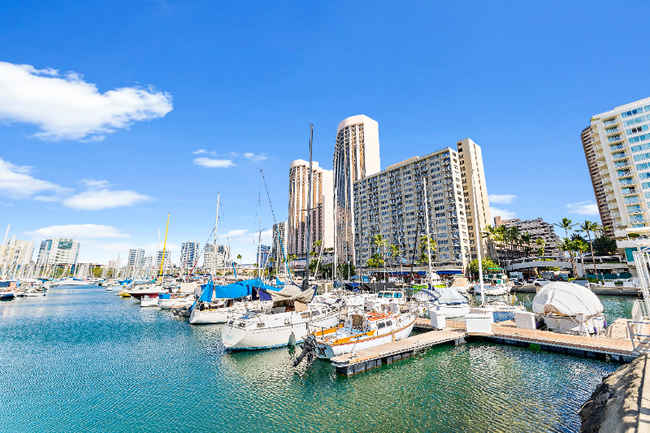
[260, 169, 292, 282]
[188, 227, 215, 277]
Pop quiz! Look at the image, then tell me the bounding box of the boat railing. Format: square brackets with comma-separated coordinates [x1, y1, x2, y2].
[632, 299, 650, 322]
[626, 320, 650, 354]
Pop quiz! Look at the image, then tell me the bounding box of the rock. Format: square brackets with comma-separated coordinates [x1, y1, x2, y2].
[579, 356, 645, 433]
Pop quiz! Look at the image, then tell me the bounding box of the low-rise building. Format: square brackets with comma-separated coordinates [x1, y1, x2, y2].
[494, 216, 560, 256]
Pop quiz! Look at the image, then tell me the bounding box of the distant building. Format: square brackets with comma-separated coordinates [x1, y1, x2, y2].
[334, 115, 381, 265]
[156, 249, 172, 269]
[581, 126, 615, 238]
[108, 260, 117, 269]
[271, 221, 288, 270]
[287, 159, 334, 257]
[0, 239, 34, 270]
[494, 216, 560, 256]
[127, 248, 145, 268]
[36, 238, 80, 267]
[257, 245, 271, 267]
[180, 241, 201, 268]
[204, 244, 231, 270]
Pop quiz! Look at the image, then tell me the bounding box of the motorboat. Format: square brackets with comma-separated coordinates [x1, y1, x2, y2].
[127, 284, 164, 300]
[314, 308, 416, 360]
[473, 272, 511, 296]
[413, 287, 470, 318]
[365, 290, 407, 312]
[532, 282, 605, 335]
[450, 277, 471, 294]
[221, 285, 340, 350]
[0, 288, 15, 300]
[57, 278, 91, 286]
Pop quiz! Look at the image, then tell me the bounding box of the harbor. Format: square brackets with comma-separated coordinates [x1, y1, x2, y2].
[0, 283, 635, 432]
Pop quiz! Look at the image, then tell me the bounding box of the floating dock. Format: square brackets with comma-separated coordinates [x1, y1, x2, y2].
[331, 318, 648, 376]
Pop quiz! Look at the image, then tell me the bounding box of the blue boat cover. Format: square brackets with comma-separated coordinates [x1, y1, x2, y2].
[0, 281, 9, 288]
[198, 278, 281, 301]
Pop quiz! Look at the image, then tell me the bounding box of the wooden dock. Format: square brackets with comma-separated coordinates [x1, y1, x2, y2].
[331, 318, 648, 376]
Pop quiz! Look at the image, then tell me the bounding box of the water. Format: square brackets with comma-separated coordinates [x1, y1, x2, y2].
[0, 286, 628, 432]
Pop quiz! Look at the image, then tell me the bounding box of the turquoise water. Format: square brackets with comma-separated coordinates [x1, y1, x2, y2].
[0, 286, 627, 432]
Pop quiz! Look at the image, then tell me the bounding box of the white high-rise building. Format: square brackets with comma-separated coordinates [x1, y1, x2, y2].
[287, 160, 334, 257]
[180, 241, 200, 268]
[586, 97, 650, 266]
[127, 249, 145, 267]
[204, 244, 231, 271]
[156, 250, 172, 269]
[354, 140, 491, 270]
[333, 115, 381, 265]
[271, 221, 288, 270]
[36, 238, 80, 266]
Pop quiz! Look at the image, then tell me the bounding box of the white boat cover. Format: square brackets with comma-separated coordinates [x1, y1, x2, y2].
[451, 278, 469, 288]
[267, 284, 315, 304]
[413, 287, 468, 305]
[179, 282, 198, 293]
[532, 282, 603, 317]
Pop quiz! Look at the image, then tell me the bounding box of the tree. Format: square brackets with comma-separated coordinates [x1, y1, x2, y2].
[577, 220, 603, 280]
[557, 238, 579, 277]
[418, 235, 436, 265]
[593, 235, 617, 256]
[373, 234, 388, 281]
[236, 254, 242, 264]
[535, 238, 546, 256]
[366, 253, 384, 269]
[468, 258, 499, 278]
[574, 239, 589, 278]
[554, 218, 577, 276]
[390, 244, 403, 282]
[481, 225, 499, 261]
[520, 233, 533, 256]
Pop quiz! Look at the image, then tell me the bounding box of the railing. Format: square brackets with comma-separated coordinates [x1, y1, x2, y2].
[604, 118, 619, 126]
[626, 320, 650, 354]
[632, 300, 650, 322]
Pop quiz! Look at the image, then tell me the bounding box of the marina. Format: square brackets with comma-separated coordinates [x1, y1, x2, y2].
[0, 283, 631, 432]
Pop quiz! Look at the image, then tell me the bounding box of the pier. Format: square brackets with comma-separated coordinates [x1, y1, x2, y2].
[331, 318, 649, 376]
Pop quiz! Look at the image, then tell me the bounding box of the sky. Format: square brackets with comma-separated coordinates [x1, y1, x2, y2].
[0, 0, 649, 265]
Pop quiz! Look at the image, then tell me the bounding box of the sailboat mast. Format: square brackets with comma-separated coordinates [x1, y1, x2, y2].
[158, 213, 170, 283]
[472, 177, 486, 306]
[303, 124, 313, 291]
[213, 193, 220, 278]
[258, 191, 261, 279]
[422, 178, 434, 286]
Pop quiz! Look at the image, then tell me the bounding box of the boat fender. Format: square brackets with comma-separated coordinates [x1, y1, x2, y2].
[289, 332, 296, 346]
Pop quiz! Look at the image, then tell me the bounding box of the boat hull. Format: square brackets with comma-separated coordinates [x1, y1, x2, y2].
[318, 317, 416, 361]
[140, 297, 159, 307]
[222, 313, 339, 350]
[0, 292, 15, 301]
[189, 308, 233, 325]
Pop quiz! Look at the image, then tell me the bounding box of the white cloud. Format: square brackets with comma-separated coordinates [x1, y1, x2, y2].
[0, 157, 70, 199]
[63, 189, 151, 210]
[193, 149, 218, 156]
[193, 157, 235, 168]
[488, 194, 517, 204]
[244, 152, 267, 162]
[224, 229, 249, 238]
[0, 61, 173, 141]
[25, 224, 130, 239]
[490, 206, 516, 220]
[81, 179, 111, 189]
[567, 201, 599, 216]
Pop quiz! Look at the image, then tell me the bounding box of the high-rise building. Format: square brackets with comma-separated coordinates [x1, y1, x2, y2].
[156, 250, 172, 269]
[127, 248, 145, 268]
[204, 244, 230, 270]
[0, 239, 34, 270]
[180, 241, 200, 268]
[582, 126, 615, 237]
[586, 97, 650, 239]
[204, 244, 214, 270]
[354, 141, 489, 270]
[36, 238, 80, 266]
[257, 245, 271, 267]
[457, 138, 492, 261]
[271, 221, 287, 270]
[287, 159, 334, 257]
[333, 115, 381, 265]
[494, 216, 560, 256]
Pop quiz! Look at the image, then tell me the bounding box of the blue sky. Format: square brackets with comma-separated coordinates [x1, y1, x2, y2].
[0, 0, 648, 264]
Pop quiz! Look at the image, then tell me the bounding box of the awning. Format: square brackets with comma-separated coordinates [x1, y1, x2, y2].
[436, 270, 463, 275]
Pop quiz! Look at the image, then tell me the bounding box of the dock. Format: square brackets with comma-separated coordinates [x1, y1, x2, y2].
[331, 318, 649, 376]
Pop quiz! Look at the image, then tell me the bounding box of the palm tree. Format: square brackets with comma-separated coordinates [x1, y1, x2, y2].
[520, 233, 533, 256]
[390, 244, 402, 282]
[557, 238, 579, 277]
[577, 220, 603, 281]
[372, 234, 388, 281]
[481, 225, 499, 261]
[575, 239, 589, 278]
[418, 235, 436, 265]
[554, 218, 577, 275]
[535, 238, 546, 257]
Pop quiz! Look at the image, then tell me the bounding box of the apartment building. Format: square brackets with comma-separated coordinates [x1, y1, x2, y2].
[180, 241, 200, 268]
[287, 160, 333, 257]
[494, 217, 560, 256]
[581, 126, 615, 237]
[333, 115, 381, 265]
[0, 239, 34, 269]
[354, 140, 490, 270]
[204, 244, 230, 271]
[156, 249, 172, 269]
[127, 248, 145, 268]
[36, 238, 80, 266]
[257, 245, 271, 267]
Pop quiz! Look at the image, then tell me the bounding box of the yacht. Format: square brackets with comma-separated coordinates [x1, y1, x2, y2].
[413, 287, 470, 318]
[221, 285, 340, 350]
[314, 308, 416, 360]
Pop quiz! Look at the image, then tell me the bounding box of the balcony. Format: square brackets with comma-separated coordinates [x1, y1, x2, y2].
[606, 127, 620, 135]
[610, 143, 625, 151]
[603, 118, 620, 126]
[605, 194, 616, 201]
[625, 197, 641, 205]
[619, 177, 636, 186]
[612, 152, 627, 160]
[615, 160, 631, 168]
[621, 188, 639, 196]
[617, 169, 633, 178]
